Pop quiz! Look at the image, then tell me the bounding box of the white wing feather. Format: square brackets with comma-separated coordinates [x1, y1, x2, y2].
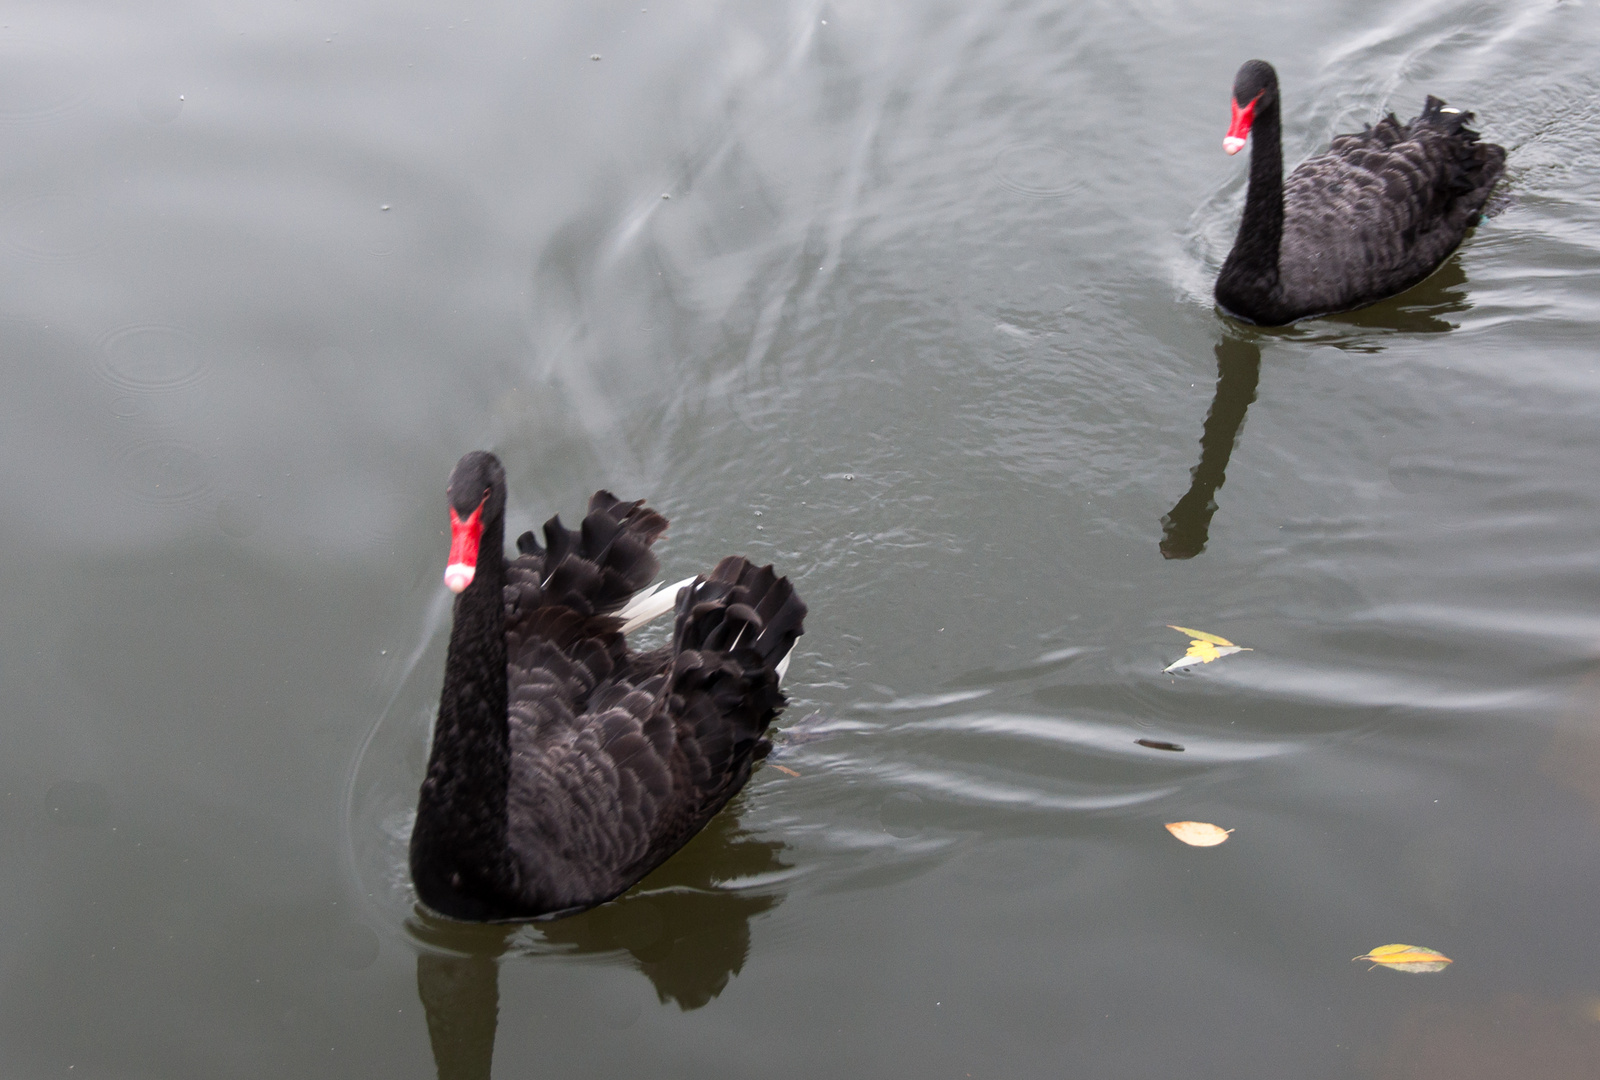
[617, 576, 697, 634]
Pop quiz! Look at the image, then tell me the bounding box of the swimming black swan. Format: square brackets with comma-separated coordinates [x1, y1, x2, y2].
[409, 451, 806, 921]
[1214, 59, 1505, 326]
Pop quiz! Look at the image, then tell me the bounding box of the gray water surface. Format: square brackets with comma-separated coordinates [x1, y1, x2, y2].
[5, 1, 1600, 1077]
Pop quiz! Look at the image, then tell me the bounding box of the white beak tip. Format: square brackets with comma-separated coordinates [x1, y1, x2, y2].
[444, 564, 475, 593]
[1223, 136, 1247, 155]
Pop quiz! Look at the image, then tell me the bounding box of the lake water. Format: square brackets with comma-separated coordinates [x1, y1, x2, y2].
[5, 1, 1600, 1077]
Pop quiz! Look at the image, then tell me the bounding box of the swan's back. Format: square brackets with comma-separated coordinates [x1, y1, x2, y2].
[498, 495, 805, 917]
[1278, 97, 1505, 318]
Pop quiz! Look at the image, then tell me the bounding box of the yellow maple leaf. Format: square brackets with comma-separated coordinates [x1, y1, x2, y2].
[1164, 626, 1252, 672]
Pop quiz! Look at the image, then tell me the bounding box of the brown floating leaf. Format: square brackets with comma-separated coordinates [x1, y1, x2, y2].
[769, 764, 801, 778]
[1353, 944, 1453, 973]
[1137, 738, 1185, 752]
[1164, 821, 1232, 846]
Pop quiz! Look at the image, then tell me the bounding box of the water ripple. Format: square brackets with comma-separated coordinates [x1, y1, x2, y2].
[863, 760, 1178, 813]
[2, 194, 115, 261]
[0, 40, 90, 123]
[1194, 660, 1548, 717]
[855, 688, 991, 712]
[115, 439, 214, 507]
[992, 143, 1082, 199]
[908, 712, 1291, 765]
[95, 324, 210, 394]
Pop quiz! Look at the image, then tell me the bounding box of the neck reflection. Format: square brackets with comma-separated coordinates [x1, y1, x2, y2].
[1160, 335, 1262, 560]
[413, 921, 511, 1080]
[411, 809, 787, 1079]
[1164, 253, 1472, 558]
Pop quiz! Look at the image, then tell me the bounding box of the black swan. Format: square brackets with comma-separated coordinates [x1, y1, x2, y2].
[1214, 59, 1505, 326]
[409, 451, 806, 921]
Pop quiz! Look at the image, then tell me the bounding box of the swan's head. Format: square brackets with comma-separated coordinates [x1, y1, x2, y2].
[1225, 59, 1278, 155]
[444, 451, 506, 593]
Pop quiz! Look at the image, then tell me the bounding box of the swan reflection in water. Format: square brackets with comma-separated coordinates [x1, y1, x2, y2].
[1321, 252, 1472, 337]
[1164, 256, 1472, 558]
[1160, 334, 1262, 560]
[410, 809, 787, 1080]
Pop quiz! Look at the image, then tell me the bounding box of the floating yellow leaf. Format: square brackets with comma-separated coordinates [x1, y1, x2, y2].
[1164, 625, 1252, 672]
[1164, 821, 1233, 846]
[1167, 625, 1236, 647]
[1353, 944, 1453, 973]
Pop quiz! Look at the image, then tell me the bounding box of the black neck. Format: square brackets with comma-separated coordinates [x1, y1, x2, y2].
[1229, 98, 1285, 283]
[411, 511, 516, 913]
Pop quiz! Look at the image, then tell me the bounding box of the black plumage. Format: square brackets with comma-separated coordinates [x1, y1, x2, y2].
[410, 451, 806, 921]
[1214, 59, 1505, 326]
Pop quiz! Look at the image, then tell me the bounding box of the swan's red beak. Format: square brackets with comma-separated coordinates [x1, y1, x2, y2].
[444, 502, 484, 593]
[1224, 93, 1260, 155]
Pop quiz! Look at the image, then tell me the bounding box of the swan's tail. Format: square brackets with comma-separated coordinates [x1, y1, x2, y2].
[1412, 96, 1506, 209]
[515, 491, 669, 616]
[664, 557, 807, 801]
[673, 557, 806, 678]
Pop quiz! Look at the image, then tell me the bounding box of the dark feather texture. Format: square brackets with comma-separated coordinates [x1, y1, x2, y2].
[411, 453, 806, 921]
[1215, 60, 1505, 326]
